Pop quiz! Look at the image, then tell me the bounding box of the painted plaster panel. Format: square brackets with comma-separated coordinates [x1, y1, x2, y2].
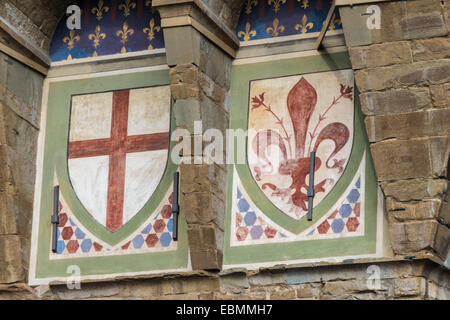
[52, 184, 177, 258]
[30, 68, 189, 285]
[68, 86, 170, 232]
[70, 92, 113, 142]
[248, 70, 354, 220]
[224, 51, 382, 267]
[231, 152, 365, 247]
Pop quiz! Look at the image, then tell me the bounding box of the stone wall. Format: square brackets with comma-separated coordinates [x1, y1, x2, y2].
[0, 0, 71, 52]
[340, 0, 450, 262]
[0, 52, 43, 285]
[158, 0, 233, 269]
[2, 259, 448, 300]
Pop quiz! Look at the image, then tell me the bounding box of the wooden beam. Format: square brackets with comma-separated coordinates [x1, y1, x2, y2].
[315, 0, 336, 50]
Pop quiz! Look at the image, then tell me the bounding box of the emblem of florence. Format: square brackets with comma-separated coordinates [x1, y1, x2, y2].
[67, 86, 171, 232]
[248, 70, 355, 220]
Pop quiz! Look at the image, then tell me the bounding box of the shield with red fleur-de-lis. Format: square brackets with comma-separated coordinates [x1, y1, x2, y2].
[248, 69, 355, 221]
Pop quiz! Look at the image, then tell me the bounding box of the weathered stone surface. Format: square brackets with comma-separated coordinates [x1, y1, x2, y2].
[359, 88, 430, 116]
[398, 1, 448, 40]
[199, 94, 229, 133]
[394, 277, 426, 297]
[341, 0, 448, 46]
[355, 60, 450, 92]
[268, 287, 296, 300]
[412, 37, 450, 61]
[0, 283, 39, 300]
[51, 282, 120, 300]
[0, 235, 24, 283]
[187, 224, 218, 251]
[427, 281, 450, 300]
[215, 290, 267, 300]
[321, 279, 390, 299]
[190, 249, 222, 270]
[0, 190, 17, 235]
[118, 276, 220, 298]
[219, 271, 249, 289]
[248, 271, 285, 286]
[1, 53, 43, 109]
[180, 164, 211, 193]
[386, 198, 441, 222]
[365, 109, 450, 142]
[170, 64, 201, 100]
[0, 82, 40, 129]
[430, 83, 450, 108]
[381, 179, 448, 202]
[153, 293, 203, 300]
[286, 268, 322, 284]
[183, 192, 213, 224]
[428, 137, 450, 178]
[389, 220, 438, 254]
[173, 99, 202, 132]
[296, 284, 320, 299]
[349, 42, 412, 70]
[198, 72, 227, 109]
[371, 139, 433, 181]
[199, 36, 232, 90]
[439, 189, 450, 225]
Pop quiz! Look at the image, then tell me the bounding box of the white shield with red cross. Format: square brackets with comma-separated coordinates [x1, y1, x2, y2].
[68, 86, 171, 232]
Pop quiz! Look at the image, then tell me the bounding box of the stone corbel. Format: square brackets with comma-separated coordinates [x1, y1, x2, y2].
[152, 0, 240, 58]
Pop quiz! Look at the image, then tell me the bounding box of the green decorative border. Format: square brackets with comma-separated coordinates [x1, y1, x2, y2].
[34, 70, 189, 280]
[224, 52, 378, 265]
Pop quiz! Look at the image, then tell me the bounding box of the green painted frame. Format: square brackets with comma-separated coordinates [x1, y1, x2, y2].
[224, 52, 379, 265]
[33, 69, 189, 281]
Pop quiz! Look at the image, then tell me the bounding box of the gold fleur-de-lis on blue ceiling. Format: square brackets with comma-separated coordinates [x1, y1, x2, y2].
[295, 14, 314, 34]
[266, 18, 285, 37]
[89, 25, 106, 56]
[326, 13, 342, 30]
[297, 0, 309, 9]
[245, 0, 258, 15]
[268, 0, 286, 13]
[116, 21, 135, 53]
[63, 29, 80, 50]
[238, 22, 256, 41]
[119, 0, 136, 17]
[143, 18, 161, 50]
[91, 0, 109, 21]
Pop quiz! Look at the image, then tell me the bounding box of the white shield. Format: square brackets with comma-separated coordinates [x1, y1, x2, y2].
[68, 86, 171, 232]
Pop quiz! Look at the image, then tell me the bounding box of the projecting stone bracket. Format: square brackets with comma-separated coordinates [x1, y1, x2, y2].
[153, 0, 240, 60]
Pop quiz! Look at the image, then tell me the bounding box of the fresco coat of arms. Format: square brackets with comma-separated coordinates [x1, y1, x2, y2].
[248, 70, 355, 221]
[67, 86, 171, 232]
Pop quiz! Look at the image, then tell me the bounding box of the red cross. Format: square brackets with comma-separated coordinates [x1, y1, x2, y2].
[68, 90, 169, 232]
